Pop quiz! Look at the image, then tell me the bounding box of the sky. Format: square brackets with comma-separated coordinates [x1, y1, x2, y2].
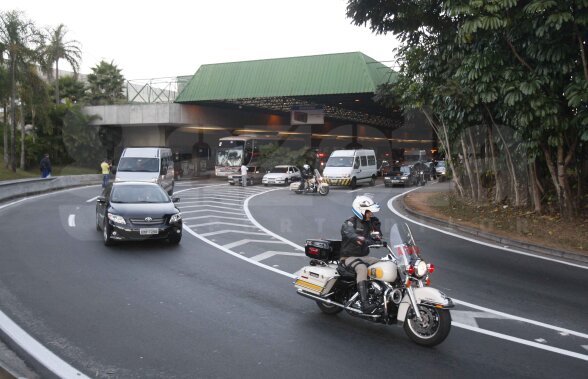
[2, 0, 399, 81]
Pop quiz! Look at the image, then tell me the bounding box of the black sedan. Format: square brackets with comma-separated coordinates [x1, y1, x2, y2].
[96, 182, 182, 246]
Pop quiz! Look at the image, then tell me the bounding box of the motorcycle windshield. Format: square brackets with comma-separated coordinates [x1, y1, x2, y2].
[389, 223, 420, 267]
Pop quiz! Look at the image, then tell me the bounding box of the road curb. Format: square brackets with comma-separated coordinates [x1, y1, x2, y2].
[400, 194, 588, 265]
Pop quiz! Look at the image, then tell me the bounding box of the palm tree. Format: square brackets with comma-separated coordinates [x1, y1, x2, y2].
[0, 10, 42, 171]
[42, 23, 81, 104]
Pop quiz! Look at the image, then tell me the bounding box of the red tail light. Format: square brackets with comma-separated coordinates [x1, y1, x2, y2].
[428, 264, 435, 273]
[308, 247, 319, 256]
[407, 265, 415, 275]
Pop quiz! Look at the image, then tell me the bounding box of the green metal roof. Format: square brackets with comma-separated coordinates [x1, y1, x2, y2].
[176, 52, 397, 102]
[174, 52, 401, 128]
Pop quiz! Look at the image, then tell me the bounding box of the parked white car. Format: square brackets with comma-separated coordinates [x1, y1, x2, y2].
[262, 165, 301, 186]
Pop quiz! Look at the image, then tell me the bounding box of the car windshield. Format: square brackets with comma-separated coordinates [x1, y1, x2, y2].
[437, 161, 446, 167]
[117, 157, 159, 172]
[270, 167, 288, 173]
[326, 156, 354, 167]
[111, 185, 170, 203]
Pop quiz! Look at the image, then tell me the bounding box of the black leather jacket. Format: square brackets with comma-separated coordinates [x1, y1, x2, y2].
[340, 215, 381, 257]
[301, 166, 313, 179]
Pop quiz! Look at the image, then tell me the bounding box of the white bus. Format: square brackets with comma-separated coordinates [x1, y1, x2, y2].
[215, 134, 303, 177]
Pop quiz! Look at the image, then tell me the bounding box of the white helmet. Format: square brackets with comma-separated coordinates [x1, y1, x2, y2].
[352, 194, 380, 219]
[303, 164, 310, 170]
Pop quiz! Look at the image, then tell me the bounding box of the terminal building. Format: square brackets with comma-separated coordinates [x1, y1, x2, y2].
[85, 52, 435, 178]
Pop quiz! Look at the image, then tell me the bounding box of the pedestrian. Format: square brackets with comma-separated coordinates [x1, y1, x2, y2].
[101, 158, 112, 188]
[240, 164, 248, 187]
[40, 153, 52, 178]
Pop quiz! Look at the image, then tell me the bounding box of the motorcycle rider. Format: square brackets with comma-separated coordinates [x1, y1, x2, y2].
[298, 163, 314, 192]
[340, 194, 382, 313]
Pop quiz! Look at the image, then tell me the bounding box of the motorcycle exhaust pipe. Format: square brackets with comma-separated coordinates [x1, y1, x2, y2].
[296, 289, 363, 314]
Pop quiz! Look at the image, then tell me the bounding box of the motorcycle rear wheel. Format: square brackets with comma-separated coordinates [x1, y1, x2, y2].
[403, 305, 451, 347]
[316, 300, 343, 315]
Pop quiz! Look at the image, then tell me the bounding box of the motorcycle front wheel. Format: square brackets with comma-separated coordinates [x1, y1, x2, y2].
[318, 185, 329, 195]
[403, 305, 451, 347]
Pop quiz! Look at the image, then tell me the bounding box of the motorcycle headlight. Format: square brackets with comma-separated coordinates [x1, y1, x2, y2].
[414, 259, 428, 278]
[170, 213, 182, 223]
[107, 212, 126, 225]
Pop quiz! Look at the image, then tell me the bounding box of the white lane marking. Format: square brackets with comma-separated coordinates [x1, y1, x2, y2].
[183, 226, 296, 279]
[68, 214, 76, 227]
[452, 322, 588, 362]
[385, 190, 588, 270]
[180, 199, 242, 205]
[535, 338, 547, 343]
[183, 215, 246, 222]
[180, 204, 242, 210]
[223, 239, 288, 250]
[251, 251, 305, 262]
[200, 230, 268, 237]
[182, 209, 245, 216]
[86, 196, 98, 203]
[0, 310, 90, 378]
[582, 345, 588, 351]
[243, 189, 305, 251]
[450, 310, 506, 328]
[454, 299, 588, 338]
[186, 222, 259, 228]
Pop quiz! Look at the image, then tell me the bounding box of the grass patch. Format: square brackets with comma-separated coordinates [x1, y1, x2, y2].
[0, 164, 96, 181]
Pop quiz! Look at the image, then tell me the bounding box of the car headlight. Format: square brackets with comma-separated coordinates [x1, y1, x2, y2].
[149, 178, 158, 183]
[384, 176, 390, 180]
[107, 212, 126, 225]
[401, 176, 408, 179]
[170, 213, 182, 223]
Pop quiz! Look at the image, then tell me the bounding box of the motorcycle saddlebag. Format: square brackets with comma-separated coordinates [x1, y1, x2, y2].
[294, 265, 338, 296]
[289, 182, 301, 191]
[305, 239, 341, 261]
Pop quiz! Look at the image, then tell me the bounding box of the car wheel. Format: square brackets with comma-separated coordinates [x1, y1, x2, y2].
[96, 212, 101, 231]
[284, 178, 289, 185]
[350, 177, 357, 189]
[369, 176, 376, 186]
[103, 219, 114, 246]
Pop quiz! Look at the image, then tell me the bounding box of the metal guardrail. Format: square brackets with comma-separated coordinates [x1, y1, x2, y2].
[0, 175, 102, 204]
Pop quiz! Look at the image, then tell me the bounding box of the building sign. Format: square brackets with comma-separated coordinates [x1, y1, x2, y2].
[291, 105, 324, 125]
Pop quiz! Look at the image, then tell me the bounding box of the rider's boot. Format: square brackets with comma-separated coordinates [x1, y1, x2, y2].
[357, 281, 377, 314]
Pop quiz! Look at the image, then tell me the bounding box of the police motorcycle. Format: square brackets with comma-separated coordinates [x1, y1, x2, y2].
[290, 168, 329, 195]
[294, 222, 453, 346]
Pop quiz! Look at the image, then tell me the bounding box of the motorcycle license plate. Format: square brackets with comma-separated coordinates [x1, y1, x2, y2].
[140, 228, 159, 235]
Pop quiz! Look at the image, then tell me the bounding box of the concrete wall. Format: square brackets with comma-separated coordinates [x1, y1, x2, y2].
[0, 175, 102, 204]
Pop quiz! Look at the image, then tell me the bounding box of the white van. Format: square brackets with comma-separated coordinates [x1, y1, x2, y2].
[322, 149, 378, 188]
[115, 147, 175, 195]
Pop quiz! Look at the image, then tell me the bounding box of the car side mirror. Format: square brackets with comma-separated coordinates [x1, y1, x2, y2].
[96, 196, 106, 203]
[172, 197, 180, 203]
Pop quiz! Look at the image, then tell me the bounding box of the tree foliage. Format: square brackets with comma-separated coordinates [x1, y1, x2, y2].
[347, 0, 588, 218]
[86, 60, 126, 105]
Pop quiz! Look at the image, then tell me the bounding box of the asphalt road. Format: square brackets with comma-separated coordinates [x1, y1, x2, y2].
[0, 180, 586, 378]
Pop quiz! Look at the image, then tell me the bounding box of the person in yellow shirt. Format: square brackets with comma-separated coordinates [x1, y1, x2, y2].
[101, 159, 112, 188]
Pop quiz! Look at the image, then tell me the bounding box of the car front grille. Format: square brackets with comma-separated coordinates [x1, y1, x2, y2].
[130, 217, 164, 226]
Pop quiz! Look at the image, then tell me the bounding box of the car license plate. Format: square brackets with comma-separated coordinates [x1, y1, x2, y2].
[140, 228, 159, 235]
[392, 180, 400, 183]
